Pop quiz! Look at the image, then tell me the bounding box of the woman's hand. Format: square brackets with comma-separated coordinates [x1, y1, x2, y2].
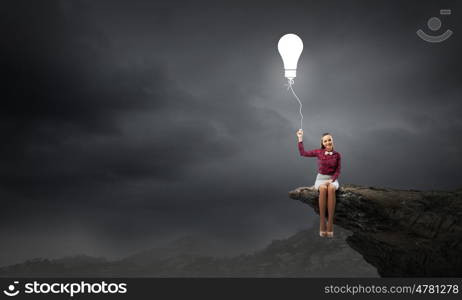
[296, 129, 303, 142]
[324, 179, 333, 185]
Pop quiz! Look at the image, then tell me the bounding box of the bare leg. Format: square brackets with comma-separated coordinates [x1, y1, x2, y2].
[318, 184, 328, 235]
[327, 184, 336, 236]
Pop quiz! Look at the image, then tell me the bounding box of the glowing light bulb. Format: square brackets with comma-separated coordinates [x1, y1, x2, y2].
[277, 33, 303, 80]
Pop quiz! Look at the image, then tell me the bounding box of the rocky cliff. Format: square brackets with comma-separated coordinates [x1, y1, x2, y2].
[289, 184, 462, 277]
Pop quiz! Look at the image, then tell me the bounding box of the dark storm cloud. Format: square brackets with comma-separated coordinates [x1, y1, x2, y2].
[0, 1, 245, 199]
[0, 0, 295, 248]
[0, 0, 298, 198]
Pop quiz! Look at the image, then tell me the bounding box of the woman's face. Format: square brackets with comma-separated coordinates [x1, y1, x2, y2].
[322, 135, 334, 151]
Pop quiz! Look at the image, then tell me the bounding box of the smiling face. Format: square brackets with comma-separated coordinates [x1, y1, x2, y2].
[321, 134, 334, 151]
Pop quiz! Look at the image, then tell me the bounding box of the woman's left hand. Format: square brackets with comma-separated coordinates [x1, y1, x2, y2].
[324, 179, 333, 185]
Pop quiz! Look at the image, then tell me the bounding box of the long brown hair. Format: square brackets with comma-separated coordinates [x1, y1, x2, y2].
[320, 133, 333, 149]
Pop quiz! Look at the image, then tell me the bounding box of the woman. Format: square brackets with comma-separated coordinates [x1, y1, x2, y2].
[296, 129, 341, 238]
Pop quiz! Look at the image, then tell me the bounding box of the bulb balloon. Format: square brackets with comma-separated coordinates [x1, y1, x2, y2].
[277, 33, 303, 81]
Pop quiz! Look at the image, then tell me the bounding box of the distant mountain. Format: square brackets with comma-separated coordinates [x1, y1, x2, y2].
[120, 234, 237, 267]
[0, 223, 377, 277]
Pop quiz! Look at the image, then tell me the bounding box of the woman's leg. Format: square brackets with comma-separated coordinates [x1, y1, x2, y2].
[327, 184, 336, 234]
[318, 184, 328, 234]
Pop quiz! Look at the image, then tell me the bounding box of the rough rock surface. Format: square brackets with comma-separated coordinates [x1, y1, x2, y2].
[289, 184, 462, 277]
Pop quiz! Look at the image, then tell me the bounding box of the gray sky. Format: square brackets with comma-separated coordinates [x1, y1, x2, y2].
[0, 0, 461, 266]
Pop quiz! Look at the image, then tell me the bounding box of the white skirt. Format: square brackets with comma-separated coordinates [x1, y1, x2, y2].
[314, 173, 339, 190]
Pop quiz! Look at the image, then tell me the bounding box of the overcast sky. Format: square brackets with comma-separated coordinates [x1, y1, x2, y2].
[0, 0, 461, 266]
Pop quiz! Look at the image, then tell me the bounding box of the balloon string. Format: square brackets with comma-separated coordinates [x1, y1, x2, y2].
[286, 79, 303, 130]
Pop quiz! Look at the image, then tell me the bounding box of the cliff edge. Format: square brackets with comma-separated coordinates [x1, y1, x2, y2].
[289, 184, 462, 277]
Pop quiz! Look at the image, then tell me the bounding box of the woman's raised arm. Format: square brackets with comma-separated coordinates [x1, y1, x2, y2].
[296, 130, 319, 157]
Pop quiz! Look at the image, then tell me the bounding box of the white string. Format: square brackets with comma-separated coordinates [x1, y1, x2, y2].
[285, 78, 303, 130]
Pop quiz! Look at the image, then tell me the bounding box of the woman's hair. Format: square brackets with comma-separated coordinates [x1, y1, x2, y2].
[320, 132, 333, 149]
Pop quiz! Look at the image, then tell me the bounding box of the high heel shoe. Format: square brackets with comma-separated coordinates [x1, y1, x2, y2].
[319, 231, 327, 237]
[325, 231, 334, 238]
